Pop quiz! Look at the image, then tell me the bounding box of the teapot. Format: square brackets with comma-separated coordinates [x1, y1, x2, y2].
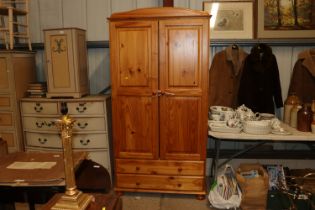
[236, 105, 260, 121]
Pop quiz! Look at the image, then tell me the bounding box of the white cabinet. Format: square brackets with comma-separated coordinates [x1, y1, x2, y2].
[20, 95, 112, 178]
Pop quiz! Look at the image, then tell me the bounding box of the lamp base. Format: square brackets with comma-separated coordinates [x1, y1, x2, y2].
[51, 191, 94, 210]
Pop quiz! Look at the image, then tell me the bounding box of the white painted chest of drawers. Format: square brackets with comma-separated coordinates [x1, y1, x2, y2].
[20, 95, 112, 177]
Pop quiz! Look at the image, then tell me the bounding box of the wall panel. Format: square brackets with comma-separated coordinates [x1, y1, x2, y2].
[88, 48, 111, 94]
[136, 0, 160, 8]
[86, 0, 111, 41]
[111, 0, 137, 13]
[62, 0, 87, 29]
[29, 0, 41, 43]
[174, 0, 190, 8]
[38, 0, 63, 41]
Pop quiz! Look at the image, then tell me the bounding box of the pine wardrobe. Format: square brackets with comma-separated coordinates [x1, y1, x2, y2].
[108, 7, 210, 197]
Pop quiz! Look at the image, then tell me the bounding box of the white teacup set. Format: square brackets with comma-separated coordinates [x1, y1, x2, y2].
[209, 106, 242, 129]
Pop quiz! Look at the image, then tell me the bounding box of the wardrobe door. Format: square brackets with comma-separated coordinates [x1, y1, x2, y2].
[159, 18, 209, 161]
[110, 20, 159, 159]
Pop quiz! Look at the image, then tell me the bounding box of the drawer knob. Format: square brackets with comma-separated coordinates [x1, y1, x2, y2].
[76, 103, 87, 113]
[36, 122, 44, 128]
[178, 167, 183, 173]
[45, 121, 55, 127]
[34, 103, 43, 112]
[77, 122, 88, 129]
[38, 138, 47, 144]
[177, 184, 182, 188]
[135, 182, 140, 186]
[135, 166, 140, 171]
[80, 139, 90, 146]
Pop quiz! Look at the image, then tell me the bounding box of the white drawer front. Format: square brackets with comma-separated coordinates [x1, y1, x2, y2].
[22, 117, 57, 131]
[73, 117, 107, 132]
[21, 102, 58, 115]
[26, 132, 108, 149]
[67, 101, 105, 115]
[25, 132, 61, 148]
[73, 133, 108, 149]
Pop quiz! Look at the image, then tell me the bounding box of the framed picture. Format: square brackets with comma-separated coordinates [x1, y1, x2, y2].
[203, 0, 254, 39]
[257, 0, 315, 38]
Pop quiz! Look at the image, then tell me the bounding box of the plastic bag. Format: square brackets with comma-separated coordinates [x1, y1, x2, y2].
[208, 165, 242, 209]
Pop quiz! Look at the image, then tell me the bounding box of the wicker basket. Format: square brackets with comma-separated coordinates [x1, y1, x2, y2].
[243, 120, 271, 135]
[236, 163, 269, 210]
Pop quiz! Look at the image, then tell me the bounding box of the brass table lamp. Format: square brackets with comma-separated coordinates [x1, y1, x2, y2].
[51, 102, 94, 210]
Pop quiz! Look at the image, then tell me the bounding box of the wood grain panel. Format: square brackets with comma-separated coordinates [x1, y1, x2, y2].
[160, 96, 202, 160]
[167, 27, 199, 87]
[0, 96, 11, 109]
[0, 113, 13, 126]
[0, 57, 10, 91]
[113, 96, 158, 159]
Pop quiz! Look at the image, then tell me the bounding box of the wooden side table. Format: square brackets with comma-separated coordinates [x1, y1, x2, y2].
[41, 193, 122, 210]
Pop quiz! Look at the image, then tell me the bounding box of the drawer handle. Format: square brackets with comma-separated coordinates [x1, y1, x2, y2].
[36, 122, 45, 128]
[80, 139, 90, 146]
[34, 103, 43, 112]
[45, 121, 55, 127]
[77, 122, 88, 129]
[76, 103, 87, 113]
[38, 138, 47, 144]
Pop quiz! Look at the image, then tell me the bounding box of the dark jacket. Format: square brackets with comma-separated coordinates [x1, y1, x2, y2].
[209, 45, 248, 108]
[238, 44, 283, 114]
[288, 49, 315, 104]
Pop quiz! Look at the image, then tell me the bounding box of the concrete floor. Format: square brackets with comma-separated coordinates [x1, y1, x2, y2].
[121, 192, 213, 210]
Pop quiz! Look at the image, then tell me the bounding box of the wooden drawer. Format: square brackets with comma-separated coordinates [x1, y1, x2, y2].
[21, 102, 58, 115]
[0, 112, 13, 126]
[22, 117, 57, 131]
[0, 95, 12, 110]
[73, 117, 107, 132]
[116, 159, 204, 176]
[25, 132, 109, 149]
[67, 101, 105, 115]
[116, 174, 204, 192]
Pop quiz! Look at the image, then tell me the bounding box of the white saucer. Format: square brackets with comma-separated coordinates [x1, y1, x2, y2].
[271, 129, 291, 135]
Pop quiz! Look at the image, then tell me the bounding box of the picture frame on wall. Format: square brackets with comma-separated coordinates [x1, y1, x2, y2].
[257, 0, 315, 38]
[203, 0, 254, 39]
